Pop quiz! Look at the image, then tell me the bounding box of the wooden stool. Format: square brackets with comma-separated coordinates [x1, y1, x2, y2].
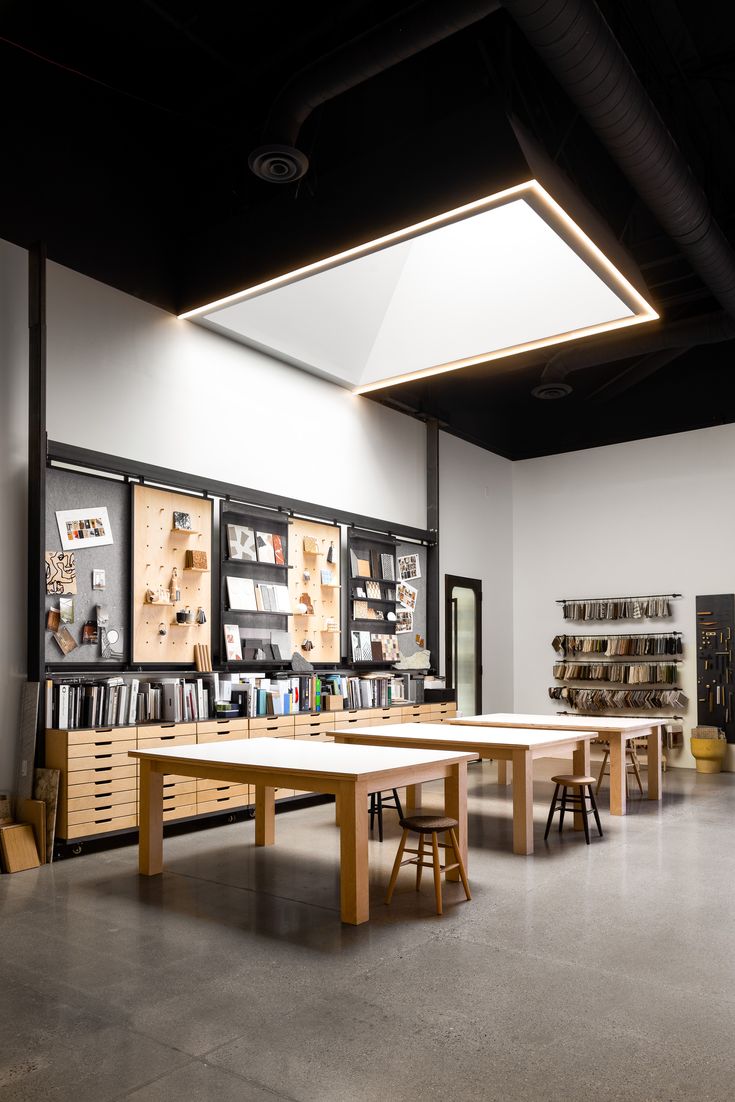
[385, 815, 471, 915]
[595, 743, 644, 796]
[544, 775, 603, 845]
[369, 788, 404, 842]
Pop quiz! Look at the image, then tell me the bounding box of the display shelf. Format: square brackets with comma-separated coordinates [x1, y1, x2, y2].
[172, 528, 202, 535]
[170, 621, 202, 627]
[288, 516, 341, 664]
[183, 567, 210, 573]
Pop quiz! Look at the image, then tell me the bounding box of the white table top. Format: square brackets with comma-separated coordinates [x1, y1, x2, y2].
[334, 722, 593, 752]
[450, 713, 659, 733]
[131, 736, 474, 781]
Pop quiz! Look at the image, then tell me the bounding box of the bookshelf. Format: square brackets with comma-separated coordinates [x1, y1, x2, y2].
[347, 528, 399, 666]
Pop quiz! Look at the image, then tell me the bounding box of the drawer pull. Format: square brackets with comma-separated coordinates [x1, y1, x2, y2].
[160, 723, 175, 729]
[94, 804, 112, 812]
[94, 741, 113, 748]
[95, 728, 113, 734]
[94, 818, 112, 824]
[161, 735, 175, 741]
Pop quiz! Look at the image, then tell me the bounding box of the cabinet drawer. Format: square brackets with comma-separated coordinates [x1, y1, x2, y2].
[366, 712, 403, 726]
[137, 733, 198, 750]
[295, 731, 334, 743]
[68, 737, 136, 758]
[66, 763, 137, 786]
[197, 718, 249, 738]
[161, 791, 198, 811]
[196, 781, 250, 799]
[67, 726, 137, 746]
[139, 722, 197, 738]
[65, 814, 138, 840]
[68, 750, 136, 772]
[67, 787, 138, 812]
[294, 714, 335, 735]
[162, 779, 197, 796]
[67, 800, 138, 826]
[163, 803, 197, 822]
[196, 731, 249, 745]
[198, 792, 251, 815]
[249, 716, 295, 735]
[68, 774, 137, 800]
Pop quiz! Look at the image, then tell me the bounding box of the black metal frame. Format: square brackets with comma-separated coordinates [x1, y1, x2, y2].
[444, 574, 483, 715]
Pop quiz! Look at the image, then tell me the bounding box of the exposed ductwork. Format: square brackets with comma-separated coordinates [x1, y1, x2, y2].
[530, 312, 735, 399]
[249, 0, 501, 182]
[500, 0, 735, 402]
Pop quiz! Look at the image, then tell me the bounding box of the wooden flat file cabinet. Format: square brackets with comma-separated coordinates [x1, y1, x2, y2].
[46, 703, 456, 841]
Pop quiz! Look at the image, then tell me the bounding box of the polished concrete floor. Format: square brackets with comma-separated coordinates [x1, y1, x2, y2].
[1, 760, 734, 1102]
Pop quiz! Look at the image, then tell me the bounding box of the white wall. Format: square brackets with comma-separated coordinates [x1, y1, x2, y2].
[46, 263, 427, 529]
[0, 240, 29, 791]
[513, 424, 735, 770]
[440, 432, 514, 713]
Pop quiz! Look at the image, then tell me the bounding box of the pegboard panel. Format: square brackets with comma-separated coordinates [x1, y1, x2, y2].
[132, 484, 212, 663]
[288, 517, 341, 663]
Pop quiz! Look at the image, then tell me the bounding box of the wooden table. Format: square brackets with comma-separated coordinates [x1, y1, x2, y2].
[131, 736, 473, 925]
[334, 723, 596, 856]
[449, 713, 662, 816]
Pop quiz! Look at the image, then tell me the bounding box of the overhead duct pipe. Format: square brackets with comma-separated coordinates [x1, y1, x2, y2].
[249, 0, 501, 182]
[501, 0, 735, 328]
[530, 312, 735, 398]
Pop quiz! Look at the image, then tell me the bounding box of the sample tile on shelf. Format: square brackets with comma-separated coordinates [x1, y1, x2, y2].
[256, 532, 276, 564]
[380, 553, 396, 581]
[227, 524, 257, 561]
[272, 534, 286, 566]
[226, 576, 257, 611]
[303, 536, 320, 554]
[223, 623, 243, 662]
[353, 600, 369, 619]
[366, 581, 382, 600]
[351, 630, 373, 662]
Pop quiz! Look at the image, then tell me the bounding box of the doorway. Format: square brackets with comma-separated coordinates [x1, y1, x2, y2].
[445, 575, 482, 716]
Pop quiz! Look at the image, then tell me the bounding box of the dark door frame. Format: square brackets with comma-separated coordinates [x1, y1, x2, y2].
[444, 574, 482, 715]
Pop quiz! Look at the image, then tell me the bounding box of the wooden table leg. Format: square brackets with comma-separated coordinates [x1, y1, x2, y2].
[512, 749, 534, 855]
[647, 725, 663, 802]
[406, 783, 422, 810]
[609, 733, 627, 816]
[139, 760, 163, 875]
[497, 760, 511, 786]
[572, 738, 591, 831]
[444, 761, 468, 882]
[339, 781, 369, 925]
[255, 785, 275, 845]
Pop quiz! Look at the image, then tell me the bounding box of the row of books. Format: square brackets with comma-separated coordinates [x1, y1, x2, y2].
[220, 674, 325, 716]
[46, 676, 212, 729]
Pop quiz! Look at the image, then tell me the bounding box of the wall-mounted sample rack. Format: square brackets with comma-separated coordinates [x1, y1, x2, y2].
[549, 598, 686, 712]
[696, 593, 735, 742]
[557, 593, 681, 622]
[347, 528, 399, 665]
[132, 485, 212, 664]
[288, 517, 341, 664]
[219, 502, 291, 666]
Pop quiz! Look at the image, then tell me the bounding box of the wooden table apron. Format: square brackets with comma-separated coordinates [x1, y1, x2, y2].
[334, 727, 593, 856]
[449, 715, 663, 816]
[132, 750, 470, 926]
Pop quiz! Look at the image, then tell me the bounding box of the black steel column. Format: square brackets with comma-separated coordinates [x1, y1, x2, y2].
[426, 419, 440, 669]
[28, 243, 47, 683]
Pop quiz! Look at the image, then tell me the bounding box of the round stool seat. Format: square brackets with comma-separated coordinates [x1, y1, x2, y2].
[550, 774, 596, 786]
[399, 814, 458, 833]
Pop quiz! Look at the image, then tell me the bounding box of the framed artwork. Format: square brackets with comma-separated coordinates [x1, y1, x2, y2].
[55, 506, 114, 549]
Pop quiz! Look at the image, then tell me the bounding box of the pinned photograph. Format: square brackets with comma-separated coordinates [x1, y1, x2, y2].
[59, 597, 74, 624]
[46, 608, 60, 632]
[397, 581, 418, 611]
[92, 569, 106, 590]
[53, 626, 78, 655]
[55, 506, 113, 549]
[396, 609, 413, 634]
[45, 551, 77, 595]
[398, 554, 421, 581]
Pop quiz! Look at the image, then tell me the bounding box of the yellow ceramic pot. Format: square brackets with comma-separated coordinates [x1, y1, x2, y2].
[690, 737, 727, 774]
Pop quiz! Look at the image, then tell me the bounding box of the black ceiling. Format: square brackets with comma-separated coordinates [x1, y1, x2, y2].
[3, 0, 735, 458]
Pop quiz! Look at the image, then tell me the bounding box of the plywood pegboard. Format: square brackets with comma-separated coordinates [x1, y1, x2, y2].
[288, 517, 341, 663]
[132, 485, 212, 663]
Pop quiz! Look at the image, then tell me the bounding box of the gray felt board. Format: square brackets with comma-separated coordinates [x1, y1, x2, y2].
[396, 541, 427, 660]
[45, 468, 130, 664]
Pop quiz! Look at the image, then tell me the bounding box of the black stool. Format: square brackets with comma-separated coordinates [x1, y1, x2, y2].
[544, 775, 603, 845]
[369, 788, 403, 842]
[385, 815, 471, 915]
